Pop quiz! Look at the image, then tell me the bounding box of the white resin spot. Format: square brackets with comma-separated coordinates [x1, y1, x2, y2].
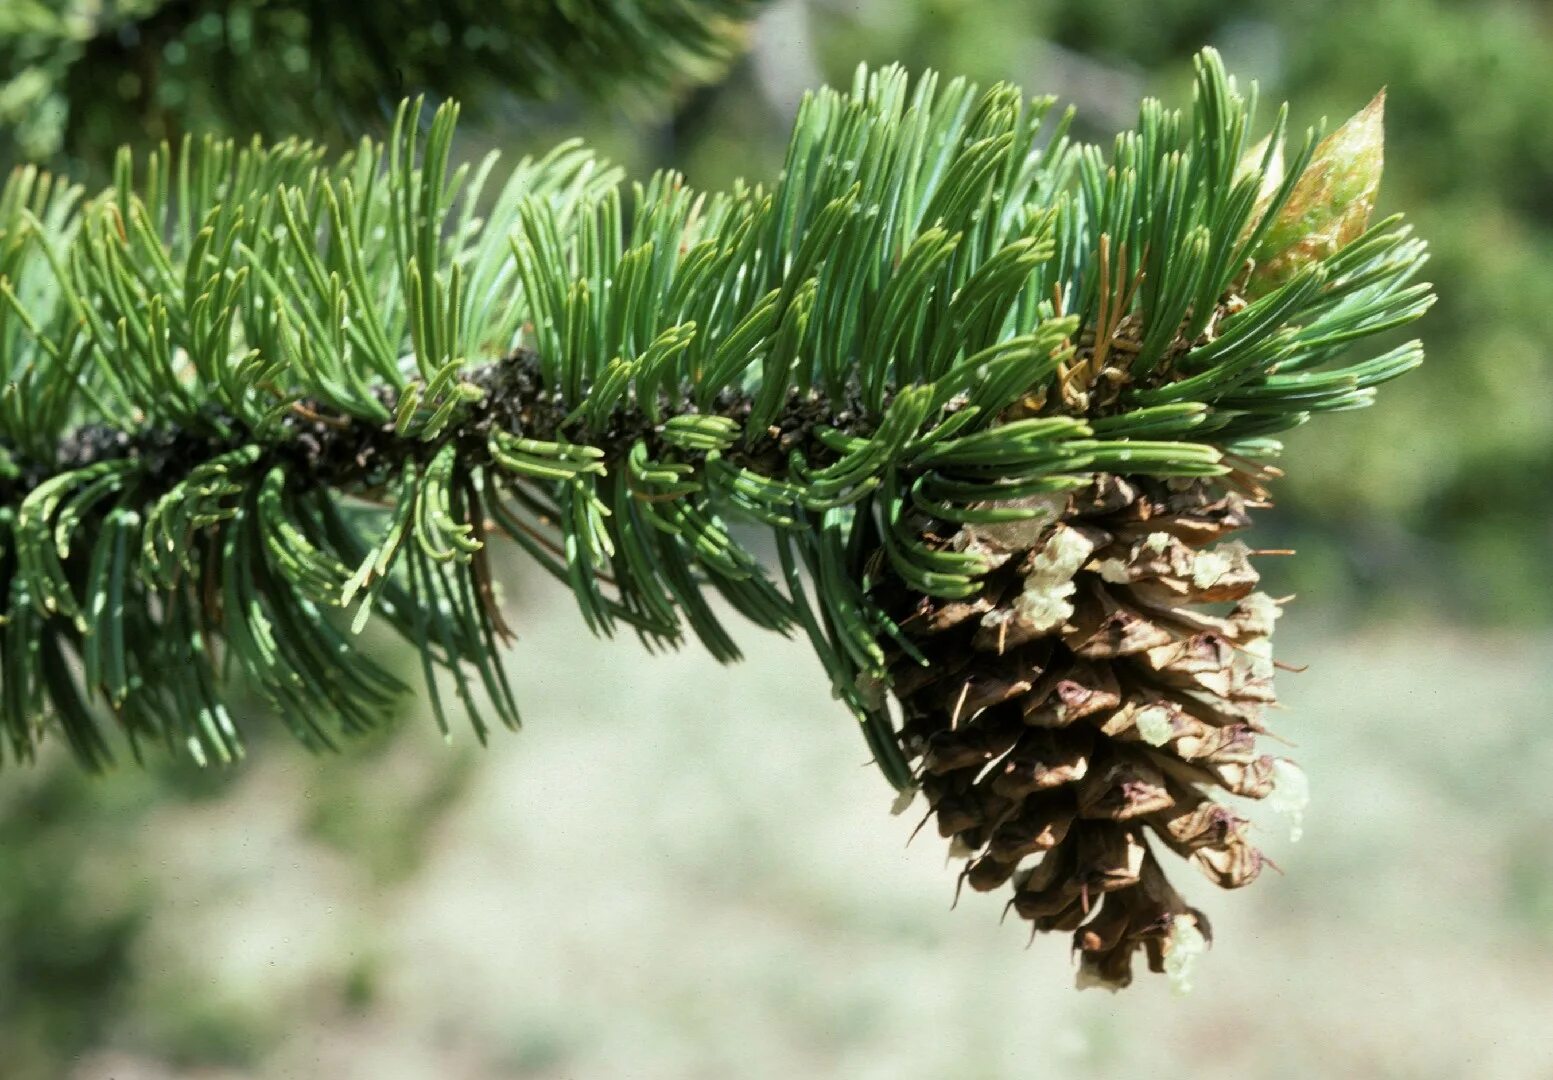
[1164, 914, 1208, 995]
[1268, 758, 1310, 843]
[1134, 705, 1175, 747]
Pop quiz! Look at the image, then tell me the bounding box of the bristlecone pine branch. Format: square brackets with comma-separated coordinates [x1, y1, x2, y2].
[0, 50, 1430, 989]
[1, 0, 759, 164]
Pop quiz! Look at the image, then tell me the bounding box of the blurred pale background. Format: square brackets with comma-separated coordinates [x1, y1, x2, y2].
[2, 1, 1552, 1077]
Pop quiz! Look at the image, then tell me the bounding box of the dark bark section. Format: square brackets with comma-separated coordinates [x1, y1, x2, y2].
[0, 348, 881, 506]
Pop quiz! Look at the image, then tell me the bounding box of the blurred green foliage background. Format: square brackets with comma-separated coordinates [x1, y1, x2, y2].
[2, 2, 1550, 1077]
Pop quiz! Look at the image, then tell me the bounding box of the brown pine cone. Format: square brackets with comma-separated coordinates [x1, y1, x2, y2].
[879, 473, 1308, 990]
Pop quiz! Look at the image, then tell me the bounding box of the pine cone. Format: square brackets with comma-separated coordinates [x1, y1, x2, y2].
[878, 474, 1306, 990]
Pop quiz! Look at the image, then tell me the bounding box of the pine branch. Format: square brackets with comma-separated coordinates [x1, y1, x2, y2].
[0, 48, 1431, 986]
[0, 48, 1430, 767]
[0, 0, 760, 165]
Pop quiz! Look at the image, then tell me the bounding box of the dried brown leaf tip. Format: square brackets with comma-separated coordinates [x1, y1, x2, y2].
[1249, 91, 1387, 296]
[880, 475, 1308, 990]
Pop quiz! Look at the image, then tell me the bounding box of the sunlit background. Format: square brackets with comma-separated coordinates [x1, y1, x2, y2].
[2, 1, 1551, 1077]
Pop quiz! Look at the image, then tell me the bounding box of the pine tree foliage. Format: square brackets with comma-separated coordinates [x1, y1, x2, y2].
[0, 47, 1433, 984]
[0, 0, 758, 165]
[0, 49, 1431, 772]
